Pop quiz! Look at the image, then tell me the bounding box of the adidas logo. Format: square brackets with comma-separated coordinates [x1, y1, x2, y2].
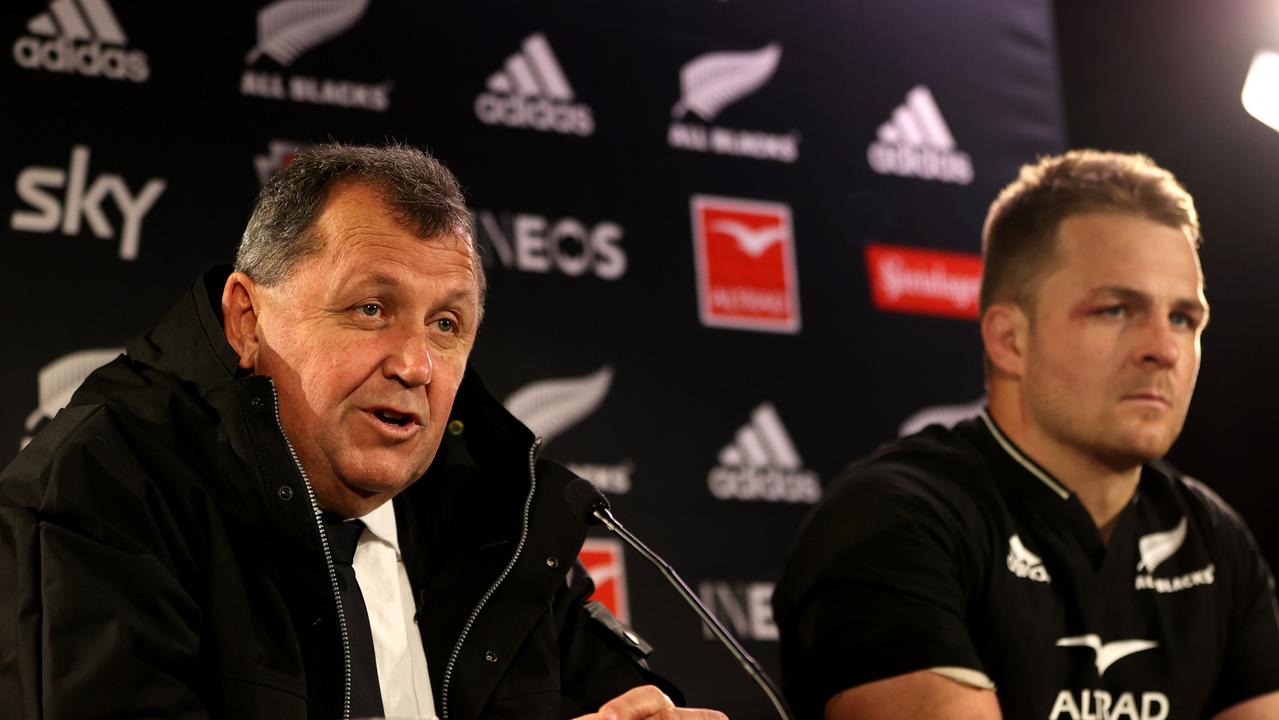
[473, 32, 594, 136]
[866, 85, 972, 185]
[707, 403, 819, 503]
[667, 43, 798, 163]
[503, 367, 632, 494]
[1006, 534, 1051, 583]
[240, 0, 390, 112]
[13, 0, 149, 82]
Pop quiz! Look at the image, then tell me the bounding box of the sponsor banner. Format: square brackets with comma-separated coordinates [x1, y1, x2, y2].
[579, 537, 629, 623]
[21, 348, 122, 450]
[10, 145, 167, 261]
[240, 0, 392, 111]
[691, 195, 800, 333]
[696, 580, 777, 641]
[473, 209, 626, 280]
[12, 0, 149, 82]
[867, 85, 973, 184]
[668, 43, 799, 163]
[708, 403, 819, 503]
[864, 242, 981, 319]
[474, 32, 594, 136]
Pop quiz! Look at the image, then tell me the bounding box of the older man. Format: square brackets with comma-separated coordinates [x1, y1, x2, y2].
[0, 144, 722, 720]
[774, 151, 1279, 719]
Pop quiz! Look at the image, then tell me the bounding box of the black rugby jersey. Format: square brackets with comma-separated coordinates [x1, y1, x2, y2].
[774, 411, 1279, 719]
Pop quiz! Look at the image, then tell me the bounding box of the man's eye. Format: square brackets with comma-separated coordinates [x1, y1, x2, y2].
[359, 304, 381, 317]
[1171, 312, 1197, 329]
[1098, 305, 1125, 319]
[435, 318, 456, 333]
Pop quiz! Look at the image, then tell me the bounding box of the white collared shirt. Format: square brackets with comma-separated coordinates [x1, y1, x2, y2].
[353, 501, 436, 720]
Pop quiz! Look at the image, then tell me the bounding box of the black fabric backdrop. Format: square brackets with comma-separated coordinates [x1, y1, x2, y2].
[1, 0, 1069, 715]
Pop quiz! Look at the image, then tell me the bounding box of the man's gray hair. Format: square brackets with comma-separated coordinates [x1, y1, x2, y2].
[235, 142, 484, 301]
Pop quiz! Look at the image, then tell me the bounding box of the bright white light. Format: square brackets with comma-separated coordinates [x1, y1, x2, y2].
[1242, 50, 1279, 133]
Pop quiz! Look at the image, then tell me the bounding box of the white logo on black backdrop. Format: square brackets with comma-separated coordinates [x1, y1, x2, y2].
[668, 43, 798, 163]
[504, 367, 632, 493]
[708, 402, 819, 503]
[10, 145, 167, 261]
[898, 397, 986, 436]
[473, 209, 626, 280]
[241, 0, 391, 112]
[21, 348, 122, 450]
[1051, 634, 1167, 720]
[867, 85, 973, 185]
[13, 0, 149, 82]
[473, 32, 594, 136]
[696, 580, 777, 641]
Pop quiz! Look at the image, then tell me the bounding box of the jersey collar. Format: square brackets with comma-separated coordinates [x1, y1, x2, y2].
[978, 408, 1071, 500]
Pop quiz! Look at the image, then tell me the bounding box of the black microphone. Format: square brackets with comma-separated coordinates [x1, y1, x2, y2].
[565, 478, 794, 720]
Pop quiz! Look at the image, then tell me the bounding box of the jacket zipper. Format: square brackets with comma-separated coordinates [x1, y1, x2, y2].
[269, 381, 352, 720]
[439, 438, 541, 720]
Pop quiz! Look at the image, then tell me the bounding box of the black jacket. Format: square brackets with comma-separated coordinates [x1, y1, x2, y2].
[0, 267, 670, 719]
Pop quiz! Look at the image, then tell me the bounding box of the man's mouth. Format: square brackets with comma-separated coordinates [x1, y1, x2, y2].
[369, 408, 421, 427]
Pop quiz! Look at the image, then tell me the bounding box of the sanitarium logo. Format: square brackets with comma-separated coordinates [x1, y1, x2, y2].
[12, 0, 149, 82]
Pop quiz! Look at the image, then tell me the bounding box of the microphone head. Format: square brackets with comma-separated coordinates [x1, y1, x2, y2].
[564, 477, 609, 525]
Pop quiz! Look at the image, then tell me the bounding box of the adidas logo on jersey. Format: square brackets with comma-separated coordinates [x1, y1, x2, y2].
[13, 0, 149, 82]
[474, 33, 594, 136]
[707, 403, 819, 503]
[866, 85, 973, 185]
[503, 367, 632, 494]
[1133, 516, 1215, 593]
[240, 0, 391, 112]
[667, 43, 799, 163]
[1006, 534, 1051, 583]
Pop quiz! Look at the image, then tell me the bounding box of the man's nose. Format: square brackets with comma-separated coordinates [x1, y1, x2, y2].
[383, 327, 433, 387]
[1136, 316, 1181, 368]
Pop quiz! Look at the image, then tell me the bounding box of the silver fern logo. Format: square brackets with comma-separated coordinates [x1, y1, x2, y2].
[21, 348, 123, 450]
[1134, 516, 1215, 593]
[671, 43, 782, 122]
[668, 43, 799, 163]
[240, 0, 391, 112]
[245, 0, 369, 66]
[503, 368, 632, 494]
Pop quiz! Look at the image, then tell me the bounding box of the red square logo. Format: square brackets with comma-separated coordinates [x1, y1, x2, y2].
[864, 242, 983, 319]
[579, 537, 629, 623]
[691, 195, 800, 333]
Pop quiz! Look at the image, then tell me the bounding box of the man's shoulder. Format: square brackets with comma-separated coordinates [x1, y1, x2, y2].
[1148, 461, 1261, 546]
[823, 418, 998, 512]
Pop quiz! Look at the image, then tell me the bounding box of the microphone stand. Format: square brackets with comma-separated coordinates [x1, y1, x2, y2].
[592, 505, 795, 720]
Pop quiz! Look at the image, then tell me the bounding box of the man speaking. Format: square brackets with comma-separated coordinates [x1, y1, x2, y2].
[773, 150, 1279, 719]
[0, 144, 723, 720]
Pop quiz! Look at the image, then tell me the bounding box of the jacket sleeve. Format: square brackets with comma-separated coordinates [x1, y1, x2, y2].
[554, 560, 684, 717]
[0, 405, 208, 720]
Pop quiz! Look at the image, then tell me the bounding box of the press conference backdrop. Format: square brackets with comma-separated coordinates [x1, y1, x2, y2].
[1, 0, 1065, 715]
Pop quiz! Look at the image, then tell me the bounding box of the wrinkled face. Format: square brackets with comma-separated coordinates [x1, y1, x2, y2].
[251, 183, 480, 516]
[1022, 212, 1208, 469]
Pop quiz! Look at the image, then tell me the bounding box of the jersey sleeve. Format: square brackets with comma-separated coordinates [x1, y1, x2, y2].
[773, 460, 989, 718]
[1203, 488, 1279, 714]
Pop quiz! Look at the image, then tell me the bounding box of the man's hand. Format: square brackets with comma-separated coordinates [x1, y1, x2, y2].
[573, 685, 728, 720]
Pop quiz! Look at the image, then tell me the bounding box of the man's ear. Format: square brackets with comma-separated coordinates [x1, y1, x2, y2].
[222, 271, 262, 371]
[981, 302, 1029, 379]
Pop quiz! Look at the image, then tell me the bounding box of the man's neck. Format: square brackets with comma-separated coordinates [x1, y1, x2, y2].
[988, 395, 1140, 544]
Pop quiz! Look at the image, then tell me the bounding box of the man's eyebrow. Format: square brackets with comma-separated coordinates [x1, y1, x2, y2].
[1087, 285, 1208, 314]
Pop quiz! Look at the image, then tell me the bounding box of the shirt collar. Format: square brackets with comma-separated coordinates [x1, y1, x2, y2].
[977, 408, 1071, 500]
[358, 500, 402, 558]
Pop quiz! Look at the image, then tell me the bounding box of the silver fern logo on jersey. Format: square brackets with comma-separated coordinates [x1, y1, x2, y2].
[668, 43, 799, 163]
[240, 0, 392, 112]
[1133, 516, 1215, 593]
[503, 367, 632, 494]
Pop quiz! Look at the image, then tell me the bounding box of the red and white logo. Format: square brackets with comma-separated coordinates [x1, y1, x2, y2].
[691, 195, 800, 333]
[579, 537, 629, 623]
[864, 242, 982, 319]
